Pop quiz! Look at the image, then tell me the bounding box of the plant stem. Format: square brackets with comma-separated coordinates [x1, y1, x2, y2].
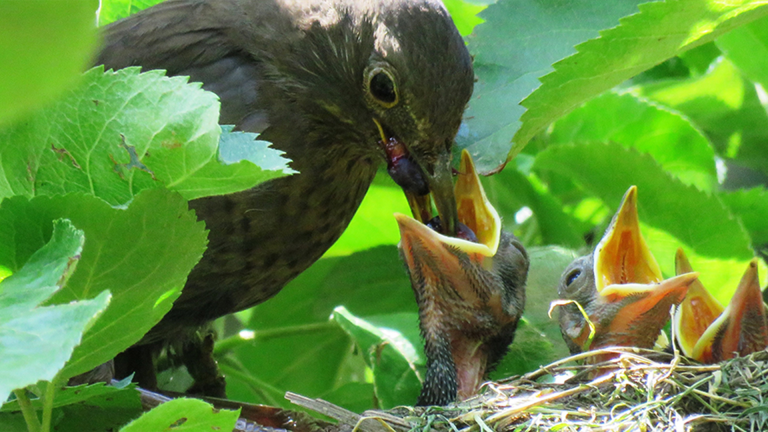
[214, 321, 334, 354]
[12, 389, 40, 432]
[40, 380, 57, 432]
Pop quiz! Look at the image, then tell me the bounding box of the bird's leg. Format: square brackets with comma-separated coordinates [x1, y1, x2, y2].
[182, 332, 227, 398]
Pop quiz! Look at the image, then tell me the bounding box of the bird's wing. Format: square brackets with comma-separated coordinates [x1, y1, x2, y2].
[96, 0, 268, 132]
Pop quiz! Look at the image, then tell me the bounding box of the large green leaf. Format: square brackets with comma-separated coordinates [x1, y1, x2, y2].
[460, 0, 645, 172]
[0, 189, 208, 378]
[0, 67, 289, 205]
[443, 0, 485, 36]
[484, 168, 585, 249]
[332, 307, 423, 408]
[720, 188, 768, 248]
[534, 142, 751, 260]
[637, 57, 768, 165]
[0, 220, 110, 401]
[716, 15, 768, 88]
[325, 172, 409, 257]
[98, 0, 165, 26]
[0, 1, 99, 125]
[120, 398, 239, 432]
[515, 0, 768, 159]
[547, 91, 717, 191]
[0, 380, 142, 432]
[220, 246, 415, 409]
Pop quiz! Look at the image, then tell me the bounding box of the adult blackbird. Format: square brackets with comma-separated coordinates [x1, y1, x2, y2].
[673, 250, 768, 363]
[557, 186, 698, 360]
[396, 150, 528, 406]
[97, 0, 473, 390]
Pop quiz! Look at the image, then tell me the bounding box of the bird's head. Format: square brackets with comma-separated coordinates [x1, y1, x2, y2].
[396, 150, 528, 406]
[557, 186, 698, 357]
[284, 0, 473, 235]
[673, 251, 768, 363]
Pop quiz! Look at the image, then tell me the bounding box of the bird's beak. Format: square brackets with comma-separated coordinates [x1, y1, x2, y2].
[395, 149, 502, 402]
[586, 186, 698, 351]
[423, 149, 460, 236]
[594, 186, 662, 292]
[672, 249, 724, 358]
[674, 256, 768, 363]
[374, 119, 459, 236]
[396, 149, 500, 263]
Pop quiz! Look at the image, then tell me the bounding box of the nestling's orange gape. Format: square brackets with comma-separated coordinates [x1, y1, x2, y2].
[673, 250, 768, 363]
[557, 186, 699, 360]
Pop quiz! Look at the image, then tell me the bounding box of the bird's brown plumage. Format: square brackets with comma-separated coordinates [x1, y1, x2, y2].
[96, 0, 474, 391]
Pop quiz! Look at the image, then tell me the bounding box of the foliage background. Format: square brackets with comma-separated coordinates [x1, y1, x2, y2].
[4, 0, 768, 430]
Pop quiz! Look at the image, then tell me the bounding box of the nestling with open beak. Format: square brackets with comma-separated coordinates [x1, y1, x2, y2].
[557, 186, 699, 360]
[396, 150, 529, 406]
[673, 249, 768, 363]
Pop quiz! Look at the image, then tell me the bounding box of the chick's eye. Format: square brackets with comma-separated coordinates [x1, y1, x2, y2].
[369, 72, 397, 105]
[565, 269, 581, 286]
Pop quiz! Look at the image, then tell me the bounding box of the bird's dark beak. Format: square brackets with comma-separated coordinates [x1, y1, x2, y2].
[586, 186, 698, 350]
[376, 119, 459, 236]
[396, 149, 500, 264]
[674, 255, 768, 362]
[395, 149, 502, 401]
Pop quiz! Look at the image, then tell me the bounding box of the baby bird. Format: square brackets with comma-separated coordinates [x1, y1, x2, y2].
[396, 150, 529, 406]
[557, 186, 698, 360]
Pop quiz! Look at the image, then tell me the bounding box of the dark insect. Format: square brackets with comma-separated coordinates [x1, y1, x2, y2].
[426, 216, 478, 243]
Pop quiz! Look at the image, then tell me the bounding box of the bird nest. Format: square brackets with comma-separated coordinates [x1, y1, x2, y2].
[289, 347, 768, 432]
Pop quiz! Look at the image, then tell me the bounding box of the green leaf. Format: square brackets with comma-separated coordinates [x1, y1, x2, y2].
[1, 380, 135, 412]
[490, 318, 557, 379]
[520, 246, 579, 360]
[716, 15, 768, 88]
[514, 0, 768, 159]
[119, 398, 239, 432]
[443, 0, 485, 36]
[0, 1, 99, 125]
[325, 171, 409, 257]
[1, 380, 141, 432]
[720, 187, 768, 248]
[637, 57, 768, 159]
[0, 67, 288, 205]
[0, 220, 110, 401]
[547, 92, 716, 191]
[0, 189, 207, 379]
[221, 246, 415, 409]
[484, 169, 585, 249]
[460, 0, 646, 172]
[98, 0, 165, 26]
[638, 57, 768, 174]
[534, 142, 752, 261]
[332, 307, 423, 408]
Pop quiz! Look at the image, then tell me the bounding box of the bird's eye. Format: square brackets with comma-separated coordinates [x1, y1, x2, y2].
[565, 269, 581, 286]
[368, 71, 397, 106]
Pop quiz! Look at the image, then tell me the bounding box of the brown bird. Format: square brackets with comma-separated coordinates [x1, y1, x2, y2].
[673, 250, 768, 363]
[557, 186, 698, 360]
[97, 0, 473, 392]
[396, 150, 528, 406]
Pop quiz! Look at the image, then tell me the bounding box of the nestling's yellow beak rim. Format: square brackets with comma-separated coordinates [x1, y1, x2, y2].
[594, 186, 664, 295]
[672, 248, 724, 358]
[688, 259, 768, 362]
[395, 149, 501, 257]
